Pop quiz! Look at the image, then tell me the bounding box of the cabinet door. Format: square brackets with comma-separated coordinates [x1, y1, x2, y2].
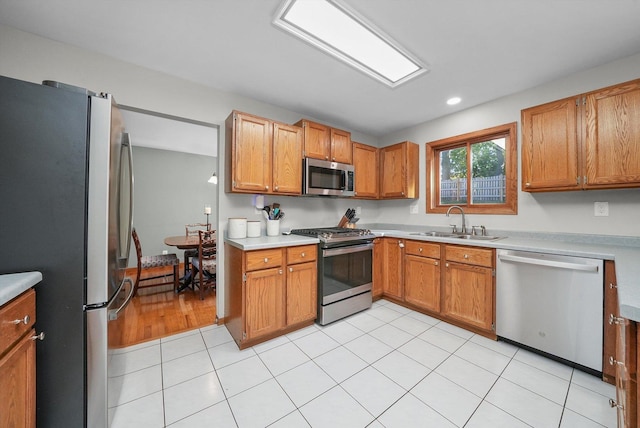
[404, 255, 440, 313]
[382, 238, 404, 300]
[521, 98, 580, 191]
[272, 122, 303, 195]
[584, 80, 640, 189]
[443, 261, 494, 332]
[380, 141, 419, 199]
[286, 261, 317, 325]
[0, 330, 36, 428]
[603, 260, 618, 382]
[330, 128, 352, 164]
[353, 142, 379, 199]
[231, 112, 272, 193]
[245, 267, 285, 340]
[372, 238, 384, 298]
[613, 317, 638, 428]
[380, 143, 406, 198]
[298, 120, 330, 160]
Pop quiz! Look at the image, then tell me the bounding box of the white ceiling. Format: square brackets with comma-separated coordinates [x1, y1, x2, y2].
[2, 0, 640, 137]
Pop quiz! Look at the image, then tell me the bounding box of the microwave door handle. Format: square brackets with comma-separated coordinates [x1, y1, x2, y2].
[340, 170, 346, 190]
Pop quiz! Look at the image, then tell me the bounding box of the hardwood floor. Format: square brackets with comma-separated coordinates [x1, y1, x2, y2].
[109, 267, 216, 348]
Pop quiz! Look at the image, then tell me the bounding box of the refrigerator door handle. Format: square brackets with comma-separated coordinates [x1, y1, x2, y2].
[108, 277, 134, 321]
[121, 132, 134, 262]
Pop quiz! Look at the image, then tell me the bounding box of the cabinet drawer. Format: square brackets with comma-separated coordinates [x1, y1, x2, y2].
[0, 289, 36, 353]
[287, 245, 317, 265]
[405, 241, 440, 258]
[246, 248, 283, 271]
[446, 245, 493, 267]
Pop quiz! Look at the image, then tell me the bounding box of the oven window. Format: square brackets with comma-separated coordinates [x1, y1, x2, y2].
[309, 166, 343, 190]
[322, 247, 372, 302]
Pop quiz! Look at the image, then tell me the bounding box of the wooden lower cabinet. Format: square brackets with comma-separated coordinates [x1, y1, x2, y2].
[442, 261, 494, 332]
[382, 238, 404, 300]
[286, 261, 317, 325]
[245, 267, 285, 340]
[372, 238, 384, 298]
[0, 289, 37, 428]
[404, 241, 441, 313]
[378, 238, 495, 337]
[225, 243, 317, 348]
[442, 245, 495, 334]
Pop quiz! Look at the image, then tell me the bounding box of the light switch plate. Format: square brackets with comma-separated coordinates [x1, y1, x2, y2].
[594, 201, 609, 216]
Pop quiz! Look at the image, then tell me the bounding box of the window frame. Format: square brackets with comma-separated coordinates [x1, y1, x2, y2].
[425, 122, 518, 215]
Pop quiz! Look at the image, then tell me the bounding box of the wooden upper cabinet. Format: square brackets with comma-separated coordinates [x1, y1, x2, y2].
[226, 111, 272, 193]
[272, 122, 303, 194]
[352, 142, 379, 199]
[295, 119, 352, 164]
[584, 80, 640, 189]
[330, 128, 353, 164]
[521, 97, 580, 191]
[380, 141, 419, 199]
[226, 111, 302, 195]
[522, 78, 640, 192]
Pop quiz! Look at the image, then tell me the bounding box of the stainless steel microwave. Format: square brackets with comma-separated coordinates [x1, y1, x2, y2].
[303, 158, 355, 197]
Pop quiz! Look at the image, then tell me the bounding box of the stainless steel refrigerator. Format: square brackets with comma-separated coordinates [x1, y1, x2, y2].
[0, 75, 134, 427]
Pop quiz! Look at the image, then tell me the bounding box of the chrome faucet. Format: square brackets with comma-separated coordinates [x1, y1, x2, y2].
[446, 205, 467, 234]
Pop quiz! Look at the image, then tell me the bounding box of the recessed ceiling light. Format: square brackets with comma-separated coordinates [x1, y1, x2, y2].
[447, 97, 462, 105]
[273, 0, 429, 88]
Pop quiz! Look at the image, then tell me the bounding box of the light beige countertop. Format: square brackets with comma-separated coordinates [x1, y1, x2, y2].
[224, 234, 319, 251]
[0, 271, 43, 306]
[226, 225, 640, 322]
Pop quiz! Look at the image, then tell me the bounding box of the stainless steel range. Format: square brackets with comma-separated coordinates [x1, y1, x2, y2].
[290, 227, 375, 325]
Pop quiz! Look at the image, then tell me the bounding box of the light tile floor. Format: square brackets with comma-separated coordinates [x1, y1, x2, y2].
[108, 299, 618, 428]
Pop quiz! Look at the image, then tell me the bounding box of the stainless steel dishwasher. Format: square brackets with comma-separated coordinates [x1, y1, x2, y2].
[496, 249, 603, 372]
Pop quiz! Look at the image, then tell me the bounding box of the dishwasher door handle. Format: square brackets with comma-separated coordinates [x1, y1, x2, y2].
[498, 253, 599, 272]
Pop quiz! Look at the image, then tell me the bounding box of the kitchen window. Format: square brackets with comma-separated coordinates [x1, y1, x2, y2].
[426, 122, 517, 214]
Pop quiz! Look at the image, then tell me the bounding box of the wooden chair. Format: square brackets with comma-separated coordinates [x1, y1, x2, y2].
[132, 228, 180, 295]
[190, 229, 216, 300]
[183, 223, 210, 280]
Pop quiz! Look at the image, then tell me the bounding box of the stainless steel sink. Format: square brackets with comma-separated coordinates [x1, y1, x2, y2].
[410, 231, 459, 237]
[456, 234, 504, 241]
[410, 231, 504, 241]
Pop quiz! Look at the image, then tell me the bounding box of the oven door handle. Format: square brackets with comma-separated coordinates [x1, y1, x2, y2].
[323, 243, 373, 257]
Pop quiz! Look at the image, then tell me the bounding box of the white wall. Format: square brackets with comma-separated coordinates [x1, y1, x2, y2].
[377, 53, 640, 237]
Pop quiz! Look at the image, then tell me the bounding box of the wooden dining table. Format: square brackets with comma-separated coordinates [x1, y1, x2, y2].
[164, 232, 217, 291]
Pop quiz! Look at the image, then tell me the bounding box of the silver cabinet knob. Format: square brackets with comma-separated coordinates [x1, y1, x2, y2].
[419, 248, 423, 252]
[609, 314, 624, 325]
[31, 332, 45, 341]
[464, 254, 469, 259]
[301, 252, 306, 257]
[10, 315, 30, 325]
[609, 398, 623, 410]
[264, 258, 269, 263]
[609, 356, 624, 367]
[289, 267, 293, 272]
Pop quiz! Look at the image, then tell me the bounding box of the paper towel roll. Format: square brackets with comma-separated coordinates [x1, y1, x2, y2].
[228, 218, 247, 239]
[247, 221, 261, 238]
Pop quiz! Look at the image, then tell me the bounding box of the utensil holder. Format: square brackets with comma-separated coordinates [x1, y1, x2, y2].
[266, 219, 280, 236]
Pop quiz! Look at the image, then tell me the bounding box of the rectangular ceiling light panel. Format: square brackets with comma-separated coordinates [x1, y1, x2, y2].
[273, 0, 428, 87]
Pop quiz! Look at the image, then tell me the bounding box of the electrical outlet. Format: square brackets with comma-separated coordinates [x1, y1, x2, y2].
[356, 206, 362, 215]
[594, 201, 609, 217]
[162, 250, 168, 255]
[410, 202, 419, 214]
